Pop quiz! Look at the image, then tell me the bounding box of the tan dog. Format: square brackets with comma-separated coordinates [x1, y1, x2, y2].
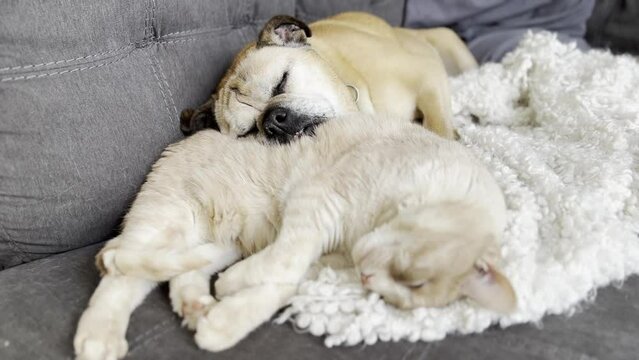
[180, 12, 477, 142]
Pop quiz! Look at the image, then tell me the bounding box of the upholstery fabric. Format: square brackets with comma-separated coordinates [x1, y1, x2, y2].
[403, 0, 595, 62]
[0, 0, 401, 269]
[2, 2, 639, 359]
[0, 243, 637, 359]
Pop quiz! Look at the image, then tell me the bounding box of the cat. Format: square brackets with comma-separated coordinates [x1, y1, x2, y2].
[74, 113, 515, 360]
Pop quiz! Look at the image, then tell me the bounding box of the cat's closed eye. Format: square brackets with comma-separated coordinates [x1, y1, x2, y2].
[405, 281, 427, 289]
[391, 265, 434, 290]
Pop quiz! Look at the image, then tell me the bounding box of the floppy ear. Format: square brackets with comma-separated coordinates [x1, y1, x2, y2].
[179, 98, 219, 136]
[460, 263, 516, 314]
[257, 15, 311, 48]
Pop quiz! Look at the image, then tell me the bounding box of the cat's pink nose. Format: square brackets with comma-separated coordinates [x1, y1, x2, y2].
[360, 273, 373, 286]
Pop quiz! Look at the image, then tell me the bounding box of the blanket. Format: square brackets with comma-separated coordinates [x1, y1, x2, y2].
[275, 32, 639, 347]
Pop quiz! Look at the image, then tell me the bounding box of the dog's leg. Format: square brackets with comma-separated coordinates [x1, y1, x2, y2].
[74, 275, 156, 360]
[392, 27, 458, 139]
[195, 283, 297, 352]
[408, 28, 478, 75]
[169, 261, 237, 330]
[417, 79, 456, 140]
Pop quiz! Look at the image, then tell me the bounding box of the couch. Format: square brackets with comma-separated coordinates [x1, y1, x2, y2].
[1, 1, 637, 359]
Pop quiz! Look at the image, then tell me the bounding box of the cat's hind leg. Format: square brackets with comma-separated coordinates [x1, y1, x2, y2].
[99, 241, 240, 281]
[97, 209, 242, 282]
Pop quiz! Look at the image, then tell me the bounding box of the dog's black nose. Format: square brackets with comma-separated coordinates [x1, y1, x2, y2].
[268, 107, 288, 125]
[263, 107, 292, 135]
[262, 106, 321, 143]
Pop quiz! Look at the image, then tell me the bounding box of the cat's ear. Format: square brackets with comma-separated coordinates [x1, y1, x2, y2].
[460, 263, 516, 313]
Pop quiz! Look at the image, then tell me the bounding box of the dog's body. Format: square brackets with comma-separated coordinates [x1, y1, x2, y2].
[181, 12, 477, 142]
[307, 13, 475, 135]
[74, 114, 513, 359]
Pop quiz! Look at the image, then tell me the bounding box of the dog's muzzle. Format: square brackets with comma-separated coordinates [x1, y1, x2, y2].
[262, 106, 324, 143]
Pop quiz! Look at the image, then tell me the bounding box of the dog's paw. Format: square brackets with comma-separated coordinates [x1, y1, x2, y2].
[74, 312, 128, 360]
[181, 294, 216, 330]
[194, 302, 248, 352]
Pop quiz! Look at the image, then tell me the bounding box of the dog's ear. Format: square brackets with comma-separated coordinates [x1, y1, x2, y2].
[179, 98, 219, 136]
[257, 15, 311, 48]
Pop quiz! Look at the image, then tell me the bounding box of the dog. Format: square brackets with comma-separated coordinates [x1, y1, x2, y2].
[179, 12, 478, 143]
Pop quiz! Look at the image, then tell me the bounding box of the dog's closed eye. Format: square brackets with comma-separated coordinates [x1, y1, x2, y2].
[272, 71, 288, 97]
[234, 91, 266, 111]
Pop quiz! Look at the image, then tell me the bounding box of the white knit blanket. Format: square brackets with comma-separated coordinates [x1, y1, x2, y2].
[275, 32, 639, 347]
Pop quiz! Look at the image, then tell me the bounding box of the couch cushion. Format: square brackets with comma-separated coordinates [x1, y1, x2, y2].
[0, 0, 407, 269]
[0, 243, 638, 359]
[296, 0, 404, 25]
[0, 0, 303, 269]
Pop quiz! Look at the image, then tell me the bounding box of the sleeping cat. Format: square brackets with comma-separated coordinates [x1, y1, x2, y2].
[74, 113, 515, 360]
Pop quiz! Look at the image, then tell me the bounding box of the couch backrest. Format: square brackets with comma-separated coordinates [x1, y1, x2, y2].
[0, 0, 404, 269]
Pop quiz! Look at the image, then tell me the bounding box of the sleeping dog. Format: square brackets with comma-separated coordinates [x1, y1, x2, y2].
[179, 12, 477, 142]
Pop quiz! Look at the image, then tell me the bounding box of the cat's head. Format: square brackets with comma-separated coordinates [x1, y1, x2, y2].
[350, 208, 516, 313]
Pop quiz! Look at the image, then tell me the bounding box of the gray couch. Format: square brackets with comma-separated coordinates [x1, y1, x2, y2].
[1, 1, 637, 359]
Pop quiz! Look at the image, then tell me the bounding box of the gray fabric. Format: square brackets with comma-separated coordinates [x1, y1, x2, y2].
[403, 0, 595, 62]
[0, 243, 638, 359]
[0, 0, 404, 269]
[586, 0, 639, 55]
[2, 3, 639, 358]
[296, 0, 405, 25]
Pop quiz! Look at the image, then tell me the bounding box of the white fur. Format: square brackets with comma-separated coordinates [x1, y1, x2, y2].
[275, 32, 639, 347]
[74, 112, 505, 359]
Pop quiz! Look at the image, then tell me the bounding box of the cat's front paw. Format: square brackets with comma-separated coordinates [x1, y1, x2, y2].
[196, 284, 297, 352]
[214, 254, 270, 298]
[181, 294, 216, 330]
[194, 301, 247, 352]
[214, 258, 257, 298]
[74, 308, 128, 360]
[213, 271, 239, 298]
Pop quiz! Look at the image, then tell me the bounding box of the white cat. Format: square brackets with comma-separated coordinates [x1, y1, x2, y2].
[74, 113, 515, 360]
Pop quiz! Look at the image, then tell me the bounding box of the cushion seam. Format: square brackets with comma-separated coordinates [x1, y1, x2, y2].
[146, 0, 178, 122]
[127, 318, 174, 352]
[0, 44, 135, 73]
[0, 51, 133, 82]
[0, 20, 268, 79]
[0, 223, 28, 265]
[153, 54, 179, 120]
[147, 50, 176, 124]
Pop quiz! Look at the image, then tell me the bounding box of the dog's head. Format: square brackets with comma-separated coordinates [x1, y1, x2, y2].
[180, 15, 358, 143]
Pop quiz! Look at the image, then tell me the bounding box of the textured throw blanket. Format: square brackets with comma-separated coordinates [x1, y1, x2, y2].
[275, 32, 639, 347]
